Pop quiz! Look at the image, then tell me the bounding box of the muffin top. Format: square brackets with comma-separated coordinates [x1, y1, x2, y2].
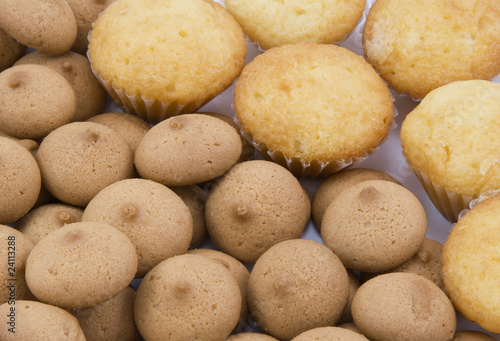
[401, 80, 500, 198]
[88, 0, 246, 105]
[234, 42, 393, 176]
[443, 193, 500, 333]
[363, 0, 500, 99]
[224, 0, 366, 50]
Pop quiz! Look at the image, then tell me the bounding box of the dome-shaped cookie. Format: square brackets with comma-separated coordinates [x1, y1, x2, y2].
[0, 300, 85, 340]
[352, 273, 456, 341]
[25, 221, 138, 309]
[206, 160, 311, 264]
[134, 254, 241, 341]
[135, 113, 242, 186]
[0, 137, 41, 224]
[171, 185, 207, 248]
[36, 122, 134, 207]
[16, 203, 83, 244]
[247, 239, 350, 340]
[82, 178, 193, 278]
[88, 112, 151, 153]
[0, 0, 77, 55]
[291, 326, 369, 341]
[0, 225, 35, 304]
[0, 28, 26, 71]
[321, 180, 427, 272]
[15, 51, 107, 122]
[0, 64, 76, 139]
[72, 286, 139, 341]
[227, 333, 279, 341]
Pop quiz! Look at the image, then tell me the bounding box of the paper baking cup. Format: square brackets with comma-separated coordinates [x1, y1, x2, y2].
[409, 165, 474, 222]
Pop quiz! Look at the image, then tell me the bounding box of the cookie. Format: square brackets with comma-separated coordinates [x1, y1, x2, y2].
[15, 51, 107, 122]
[0, 300, 85, 340]
[312, 168, 400, 229]
[291, 326, 369, 341]
[72, 286, 140, 341]
[36, 122, 134, 207]
[15, 203, 84, 244]
[87, 112, 151, 153]
[227, 333, 279, 341]
[134, 254, 242, 341]
[205, 160, 311, 264]
[352, 273, 456, 341]
[321, 180, 427, 272]
[82, 178, 193, 278]
[0, 136, 41, 224]
[25, 221, 138, 309]
[0, 27, 26, 71]
[0, 64, 76, 139]
[135, 113, 242, 186]
[247, 239, 350, 340]
[0, 0, 77, 55]
[340, 269, 361, 323]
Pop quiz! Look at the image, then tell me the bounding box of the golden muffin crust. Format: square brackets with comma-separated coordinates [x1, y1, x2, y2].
[443, 193, 500, 333]
[234, 42, 393, 177]
[224, 0, 366, 50]
[363, 0, 500, 99]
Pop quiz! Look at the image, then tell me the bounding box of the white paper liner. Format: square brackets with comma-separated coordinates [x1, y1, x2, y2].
[457, 188, 500, 221]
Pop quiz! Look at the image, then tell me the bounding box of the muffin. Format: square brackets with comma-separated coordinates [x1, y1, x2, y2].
[0, 64, 76, 139]
[0, 300, 86, 340]
[36, 122, 134, 207]
[363, 0, 500, 99]
[205, 160, 311, 264]
[312, 168, 400, 229]
[88, 0, 246, 123]
[321, 180, 427, 273]
[82, 178, 193, 278]
[401, 80, 500, 222]
[352, 273, 456, 341]
[291, 326, 369, 341]
[234, 42, 394, 177]
[225, 0, 366, 50]
[0, 27, 26, 71]
[15, 51, 107, 122]
[442, 192, 500, 333]
[134, 254, 242, 341]
[15, 203, 84, 244]
[247, 239, 350, 340]
[0, 137, 41, 224]
[135, 113, 242, 186]
[25, 222, 138, 309]
[0, 0, 77, 55]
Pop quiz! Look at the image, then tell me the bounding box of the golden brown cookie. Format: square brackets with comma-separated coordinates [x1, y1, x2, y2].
[227, 333, 279, 341]
[72, 286, 140, 341]
[291, 326, 369, 341]
[0, 300, 86, 340]
[443, 193, 500, 333]
[0, 0, 77, 55]
[247, 239, 350, 340]
[25, 221, 138, 309]
[321, 180, 427, 272]
[15, 203, 84, 244]
[363, 0, 500, 99]
[352, 273, 456, 341]
[340, 269, 361, 323]
[87, 112, 151, 153]
[0, 27, 26, 71]
[0, 137, 41, 224]
[206, 160, 311, 264]
[188, 248, 250, 326]
[36, 122, 134, 207]
[312, 168, 400, 229]
[171, 185, 208, 248]
[134, 254, 242, 341]
[135, 113, 242, 186]
[82, 178, 193, 278]
[0, 225, 35, 304]
[14, 51, 107, 122]
[0, 64, 76, 139]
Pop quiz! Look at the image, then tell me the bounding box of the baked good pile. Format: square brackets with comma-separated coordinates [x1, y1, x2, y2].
[0, 0, 499, 340]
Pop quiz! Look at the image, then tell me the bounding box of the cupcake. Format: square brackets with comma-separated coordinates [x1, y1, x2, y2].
[88, 0, 246, 124]
[363, 0, 500, 99]
[401, 80, 500, 222]
[224, 0, 366, 50]
[234, 42, 394, 177]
